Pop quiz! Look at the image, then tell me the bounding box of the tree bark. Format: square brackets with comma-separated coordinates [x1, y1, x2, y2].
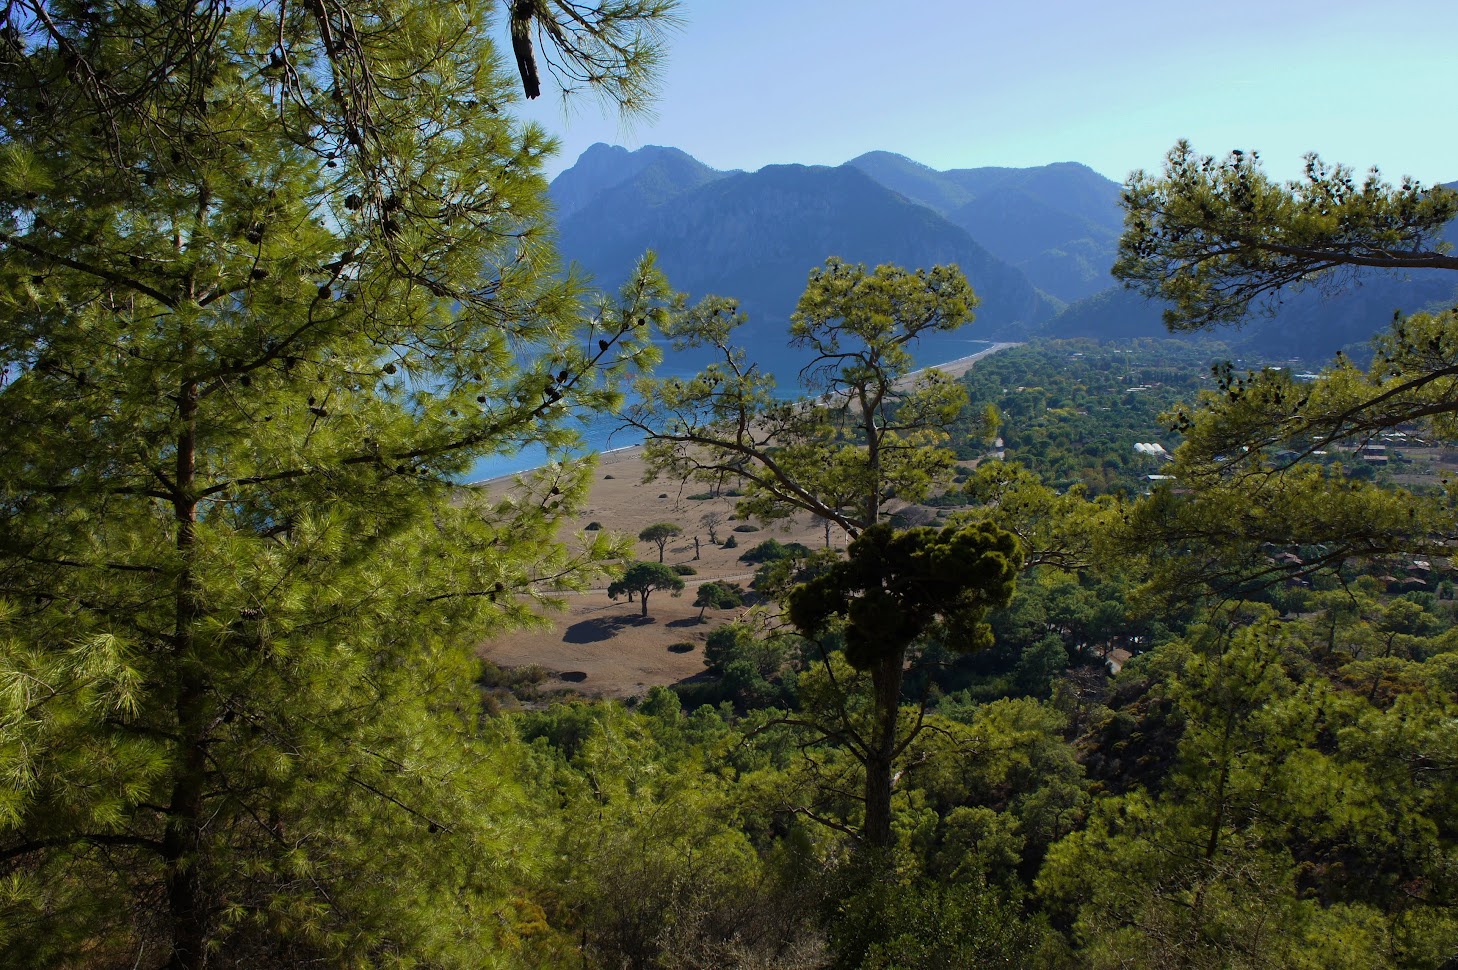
[163, 378, 210, 970]
[863, 650, 905, 849]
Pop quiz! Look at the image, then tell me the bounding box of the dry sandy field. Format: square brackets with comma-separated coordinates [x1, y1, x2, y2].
[477, 446, 840, 700]
[475, 344, 1014, 700]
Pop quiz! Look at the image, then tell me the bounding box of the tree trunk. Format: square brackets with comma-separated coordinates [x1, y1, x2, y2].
[163, 378, 210, 970]
[863, 650, 904, 849]
[640, 592, 649, 617]
[861, 387, 882, 529]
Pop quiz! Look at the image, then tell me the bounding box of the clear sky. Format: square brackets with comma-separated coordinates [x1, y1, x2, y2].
[518, 0, 1457, 187]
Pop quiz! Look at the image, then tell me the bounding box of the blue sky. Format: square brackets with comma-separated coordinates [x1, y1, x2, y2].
[519, 0, 1457, 187]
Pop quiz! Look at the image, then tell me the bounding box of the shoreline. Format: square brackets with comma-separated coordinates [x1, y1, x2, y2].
[467, 341, 1020, 488]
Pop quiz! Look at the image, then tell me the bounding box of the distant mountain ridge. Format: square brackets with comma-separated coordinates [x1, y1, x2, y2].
[844, 152, 1124, 303]
[551, 144, 1456, 364]
[552, 146, 1063, 372]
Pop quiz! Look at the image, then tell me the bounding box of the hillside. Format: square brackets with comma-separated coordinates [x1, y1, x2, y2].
[555, 145, 1458, 362]
[554, 150, 1056, 373]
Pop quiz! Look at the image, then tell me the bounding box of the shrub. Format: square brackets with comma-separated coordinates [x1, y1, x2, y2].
[584, 521, 603, 531]
[722, 535, 737, 549]
[738, 539, 812, 565]
[639, 685, 682, 717]
[667, 641, 696, 654]
[694, 582, 744, 618]
[732, 524, 760, 533]
[477, 661, 551, 705]
[671, 564, 696, 576]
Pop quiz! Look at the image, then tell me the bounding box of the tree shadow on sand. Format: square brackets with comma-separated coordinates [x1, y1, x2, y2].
[562, 613, 657, 644]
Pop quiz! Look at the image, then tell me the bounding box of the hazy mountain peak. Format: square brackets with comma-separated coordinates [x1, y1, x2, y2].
[847, 150, 939, 172]
[551, 143, 722, 221]
[844, 151, 974, 214]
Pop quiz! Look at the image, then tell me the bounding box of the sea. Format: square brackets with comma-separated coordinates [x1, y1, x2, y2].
[463, 338, 997, 483]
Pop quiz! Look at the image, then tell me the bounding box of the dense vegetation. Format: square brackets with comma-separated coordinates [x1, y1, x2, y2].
[484, 333, 1458, 967]
[951, 338, 1321, 496]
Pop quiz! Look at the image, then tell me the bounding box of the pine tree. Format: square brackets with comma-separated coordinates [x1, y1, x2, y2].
[788, 522, 1022, 848]
[625, 257, 984, 536]
[0, 0, 668, 964]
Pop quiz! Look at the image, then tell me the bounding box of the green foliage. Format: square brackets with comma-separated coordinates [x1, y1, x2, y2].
[789, 523, 1022, 671]
[638, 521, 683, 562]
[608, 561, 686, 616]
[638, 684, 682, 719]
[733, 523, 762, 533]
[958, 461, 1124, 569]
[738, 538, 813, 564]
[1116, 142, 1458, 331]
[953, 338, 1239, 496]
[1040, 614, 1458, 967]
[629, 258, 978, 536]
[827, 857, 1051, 970]
[671, 563, 696, 575]
[693, 581, 743, 618]
[703, 622, 784, 678]
[1107, 143, 1458, 600]
[722, 534, 738, 549]
[502, 0, 679, 112]
[514, 700, 826, 967]
[0, 0, 663, 962]
[785, 522, 1023, 849]
[23, 15, 1458, 970]
[750, 546, 840, 601]
[1111, 309, 1458, 600]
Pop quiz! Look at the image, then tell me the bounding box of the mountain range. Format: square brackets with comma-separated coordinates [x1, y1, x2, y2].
[550, 144, 1456, 369]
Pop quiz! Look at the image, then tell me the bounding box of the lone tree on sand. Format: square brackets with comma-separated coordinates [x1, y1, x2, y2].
[609, 562, 686, 617]
[639, 522, 683, 563]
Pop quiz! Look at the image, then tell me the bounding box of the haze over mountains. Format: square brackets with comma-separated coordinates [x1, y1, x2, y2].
[551, 144, 1457, 367]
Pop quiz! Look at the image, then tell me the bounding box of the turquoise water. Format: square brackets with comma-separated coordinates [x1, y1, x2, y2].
[464, 338, 995, 483]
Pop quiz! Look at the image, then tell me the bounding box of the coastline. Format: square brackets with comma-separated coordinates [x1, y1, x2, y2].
[467, 341, 1020, 488]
